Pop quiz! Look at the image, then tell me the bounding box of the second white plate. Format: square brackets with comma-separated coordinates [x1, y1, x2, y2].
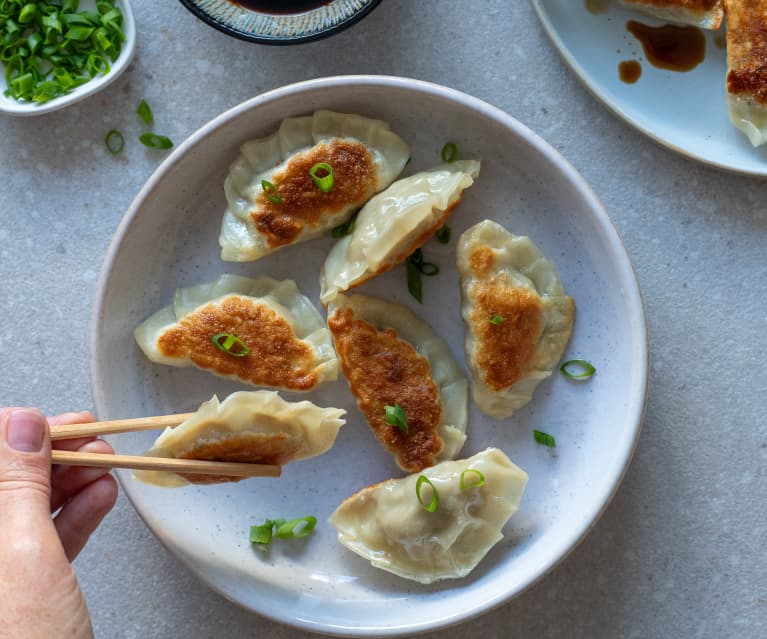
[531, 0, 767, 175]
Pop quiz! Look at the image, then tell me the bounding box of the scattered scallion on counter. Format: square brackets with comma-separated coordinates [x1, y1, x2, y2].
[261, 179, 282, 204]
[138, 132, 173, 150]
[104, 129, 124, 154]
[440, 142, 458, 163]
[533, 430, 556, 448]
[211, 332, 250, 357]
[1, 0, 125, 104]
[460, 469, 485, 490]
[406, 248, 440, 303]
[136, 99, 153, 124]
[250, 516, 317, 545]
[435, 225, 451, 244]
[416, 475, 439, 513]
[560, 359, 596, 380]
[309, 162, 334, 192]
[385, 404, 408, 434]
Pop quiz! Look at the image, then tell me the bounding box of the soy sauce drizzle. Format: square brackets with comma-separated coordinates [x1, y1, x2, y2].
[626, 20, 706, 72]
[619, 60, 642, 84]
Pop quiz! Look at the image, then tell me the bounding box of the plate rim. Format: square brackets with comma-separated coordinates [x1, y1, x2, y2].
[529, 0, 767, 177]
[89, 74, 649, 636]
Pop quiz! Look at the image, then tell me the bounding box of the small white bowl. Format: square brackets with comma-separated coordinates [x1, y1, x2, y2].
[0, 0, 135, 117]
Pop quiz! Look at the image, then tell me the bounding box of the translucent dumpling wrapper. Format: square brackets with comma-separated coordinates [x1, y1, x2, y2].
[456, 220, 574, 418]
[220, 110, 410, 261]
[320, 160, 481, 304]
[327, 293, 468, 473]
[616, 0, 723, 29]
[329, 447, 528, 584]
[134, 274, 339, 392]
[134, 391, 346, 487]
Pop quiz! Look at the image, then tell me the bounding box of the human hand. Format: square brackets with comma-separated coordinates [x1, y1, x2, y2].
[0, 408, 118, 639]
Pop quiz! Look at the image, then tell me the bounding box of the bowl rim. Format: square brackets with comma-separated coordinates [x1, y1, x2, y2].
[0, 0, 136, 117]
[90, 74, 649, 635]
[176, 0, 384, 45]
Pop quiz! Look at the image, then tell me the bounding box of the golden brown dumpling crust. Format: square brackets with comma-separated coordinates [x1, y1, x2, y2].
[328, 307, 443, 473]
[469, 278, 545, 391]
[626, 0, 718, 8]
[726, 0, 767, 104]
[253, 140, 376, 247]
[156, 295, 319, 391]
[176, 431, 298, 484]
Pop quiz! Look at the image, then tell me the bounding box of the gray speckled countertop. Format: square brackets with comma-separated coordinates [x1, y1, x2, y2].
[1, 1, 765, 637]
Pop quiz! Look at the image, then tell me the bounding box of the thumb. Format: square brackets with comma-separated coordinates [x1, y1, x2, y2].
[0, 409, 58, 539]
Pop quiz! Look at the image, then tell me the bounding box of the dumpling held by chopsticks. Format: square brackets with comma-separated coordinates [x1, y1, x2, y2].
[134, 391, 345, 487]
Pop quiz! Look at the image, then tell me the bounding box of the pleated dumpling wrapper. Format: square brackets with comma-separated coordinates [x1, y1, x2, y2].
[220, 110, 410, 261]
[329, 447, 528, 584]
[616, 0, 723, 29]
[327, 293, 467, 473]
[134, 274, 339, 392]
[134, 391, 346, 487]
[320, 160, 480, 304]
[456, 220, 574, 418]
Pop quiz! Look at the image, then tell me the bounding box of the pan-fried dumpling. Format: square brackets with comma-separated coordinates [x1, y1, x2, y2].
[134, 274, 339, 391]
[456, 220, 574, 418]
[329, 447, 528, 584]
[616, 0, 723, 29]
[320, 160, 480, 304]
[220, 110, 410, 261]
[327, 294, 467, 473]
[726, 0, 767, 146]
[135, 391, 346, 487]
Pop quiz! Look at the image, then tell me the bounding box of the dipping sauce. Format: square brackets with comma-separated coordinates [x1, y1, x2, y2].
[626, 20, 706, 72]
[619, 60, 642, 83]
[233, 0, 329, 13]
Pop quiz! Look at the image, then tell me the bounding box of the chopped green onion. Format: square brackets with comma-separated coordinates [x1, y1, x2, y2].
[406, 258, 422, 303]
[138, 133, 173, 150]
[406, 248, 439, 302]
[331, 217, 355, 238]
[441, 142, 458, 163]
[136, 99, 153, 124]
[534, 430, 557, 448]
[419, 262, 439, 276]
[560, 359, 596, 380]
[416, 475, 439, 513]
[489, 315, 505, 325]
[460, 469, 485, 490]
[274, 516, 317, 539]
[435, 225, 451, 244]
[104, 129, 124, 154]
[261, 179, 282, 204]
[384, 404, 408, 433]
[211, 332, 250, 357]
[0, 0, 125, 104]
[249, 520, 275, 545]
[309, 162, 334, 192]
[249, 516, 317, 545]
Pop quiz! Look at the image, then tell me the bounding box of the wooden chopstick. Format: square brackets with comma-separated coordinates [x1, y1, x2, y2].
[51, 450, 281, 478]
[49, 413, 196, 441]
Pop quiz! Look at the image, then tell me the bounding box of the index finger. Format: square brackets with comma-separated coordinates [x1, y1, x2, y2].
[49, 411, 99, 452]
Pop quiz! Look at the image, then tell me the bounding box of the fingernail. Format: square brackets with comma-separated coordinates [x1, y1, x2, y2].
[6, 410, 45, 452]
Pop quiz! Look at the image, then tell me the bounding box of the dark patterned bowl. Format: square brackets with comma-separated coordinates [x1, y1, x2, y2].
[177, 0, 383, 44]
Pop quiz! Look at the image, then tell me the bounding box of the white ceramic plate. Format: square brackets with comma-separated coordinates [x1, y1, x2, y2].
[0, 0, 135, 116]
[90, 76, 648, 636]
[531, 0, 767, 175]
